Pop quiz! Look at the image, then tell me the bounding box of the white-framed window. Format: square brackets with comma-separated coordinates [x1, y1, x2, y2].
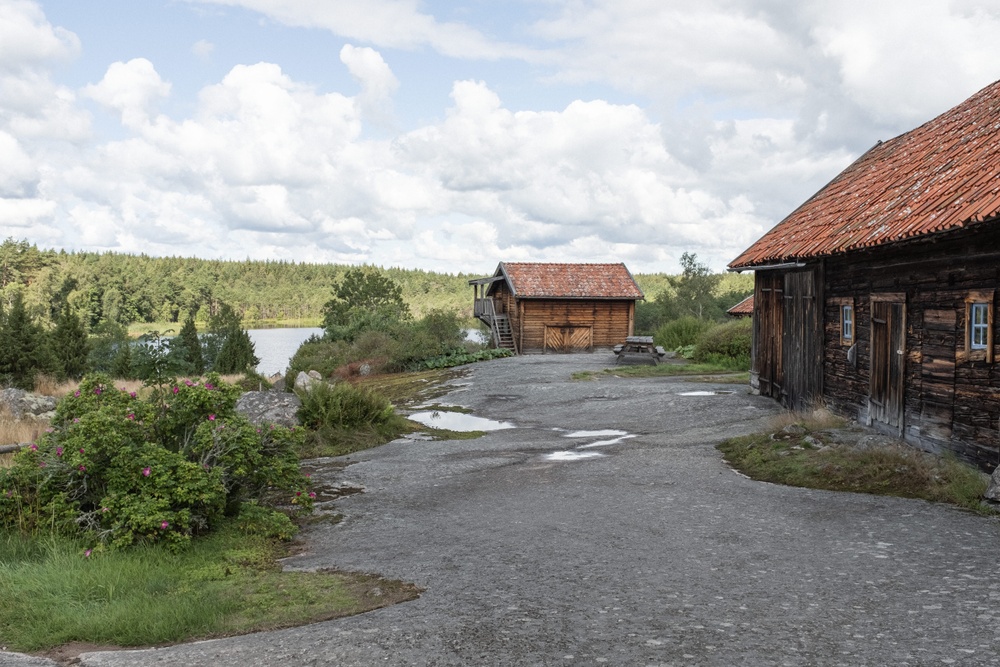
[841, 304, 854, 344]
[962, 291, 994, 363]
[970, 302, 989, 350]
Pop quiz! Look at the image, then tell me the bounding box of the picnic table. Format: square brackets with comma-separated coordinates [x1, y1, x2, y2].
[613, 336, 667, 365]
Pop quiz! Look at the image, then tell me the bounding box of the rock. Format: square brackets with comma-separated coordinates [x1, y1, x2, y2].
[802, 435, 821, 447]
[359, 363, 372, 377]
[983, 467, 1000, 503]
[235, 391, 302, 428]
[0, 388, 57, 420]
[781, 423, 807, 436]
[294, 371, 320, 393]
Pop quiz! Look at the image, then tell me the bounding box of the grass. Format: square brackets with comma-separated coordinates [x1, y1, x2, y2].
[572, 362, 749, 381]
[0, 525, 420, 654]
[717, 409, 994, 514]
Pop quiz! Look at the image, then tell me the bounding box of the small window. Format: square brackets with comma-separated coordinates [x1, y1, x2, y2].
[841, 304, 854, 344]
[970, 303, 989, 349]
[962, 291, 994, 363]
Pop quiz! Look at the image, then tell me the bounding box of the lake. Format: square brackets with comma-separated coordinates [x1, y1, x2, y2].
[247, 327, 323, 376]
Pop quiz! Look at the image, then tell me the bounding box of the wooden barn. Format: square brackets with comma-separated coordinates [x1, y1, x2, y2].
[729, 79, 1000, 470]
[726, 294, 754, 318]
[470, 262, 644, 354]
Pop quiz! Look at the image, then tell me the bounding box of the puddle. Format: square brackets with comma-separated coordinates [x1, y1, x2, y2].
[563, 429, 629, 438]
[544, 451, 606, 462]
[678, 390, 735, 396]
[579, 435, 637, 448]
[409, 410, 515, 432]
[558, 429, 637, 448]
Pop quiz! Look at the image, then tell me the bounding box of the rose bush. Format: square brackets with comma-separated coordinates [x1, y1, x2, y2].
[0, 373, 311, 550]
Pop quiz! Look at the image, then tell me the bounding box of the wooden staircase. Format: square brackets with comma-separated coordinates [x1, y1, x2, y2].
[473, 298, 517, 353]
[492, 314, 516, 351]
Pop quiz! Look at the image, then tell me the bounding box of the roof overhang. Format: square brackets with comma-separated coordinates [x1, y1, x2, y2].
[728, 261, 806, 274]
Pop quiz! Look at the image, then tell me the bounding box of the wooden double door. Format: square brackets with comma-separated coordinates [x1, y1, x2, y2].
[544, 325, 593, 353]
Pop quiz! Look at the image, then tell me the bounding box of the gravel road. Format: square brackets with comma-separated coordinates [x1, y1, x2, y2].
[5, 353, 1000, 666]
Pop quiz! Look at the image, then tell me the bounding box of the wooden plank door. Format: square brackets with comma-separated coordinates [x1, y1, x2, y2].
[544, 326, 593, 352]
[754, 273, 784, 400]
[870, 298, 906, 431]
[781, 270, 822, 410]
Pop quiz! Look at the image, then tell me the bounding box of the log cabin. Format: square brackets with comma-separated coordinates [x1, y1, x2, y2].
[470, 262, 644, 353]
[729, 79, 1000, 470]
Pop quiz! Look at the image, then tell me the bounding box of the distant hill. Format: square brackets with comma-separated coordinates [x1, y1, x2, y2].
[0, 238, 746, 330]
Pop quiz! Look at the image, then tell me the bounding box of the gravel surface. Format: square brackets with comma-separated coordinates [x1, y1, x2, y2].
[7, 353, 1000, 666]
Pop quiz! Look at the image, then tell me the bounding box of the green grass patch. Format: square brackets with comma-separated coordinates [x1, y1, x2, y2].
[717, 413, 993, 514]
[0, 524, 420, 653]
[572, 363, 748, 381]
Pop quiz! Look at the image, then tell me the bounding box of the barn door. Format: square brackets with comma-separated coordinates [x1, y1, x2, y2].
[544, 326, 593, 353]
[869, 298, 906, 431]
[781, 270, 822, 410]
[754, 273, 784, 399]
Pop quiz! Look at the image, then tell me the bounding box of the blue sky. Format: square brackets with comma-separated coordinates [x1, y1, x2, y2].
[4, 0, 1000, 273]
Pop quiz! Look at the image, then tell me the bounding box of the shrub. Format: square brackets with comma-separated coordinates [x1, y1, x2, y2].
[0, 373, 311, 550]
[285, 336, 348, 391]
[693, 318, 752, 369]
[296, 382, 394, 431]
[654, 316, 712, 350]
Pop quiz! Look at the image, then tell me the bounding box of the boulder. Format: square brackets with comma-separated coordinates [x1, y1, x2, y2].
[0, 388, 57, 420]
[235, 391, 302, 428]
[984, 467, 1000, 503]
[294, 370, 332, 393]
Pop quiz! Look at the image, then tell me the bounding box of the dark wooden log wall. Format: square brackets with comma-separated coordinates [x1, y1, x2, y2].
[822, 224, 1000, 470]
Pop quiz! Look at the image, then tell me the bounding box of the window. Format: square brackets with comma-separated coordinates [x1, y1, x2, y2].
[970, 302, 988, 350]
[841, 304, 854, 344]
[831, 297, 855, 346]
[962, 291, 994, 363]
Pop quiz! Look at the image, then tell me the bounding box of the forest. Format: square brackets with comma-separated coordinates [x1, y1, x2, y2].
[0, 238, 752, 333]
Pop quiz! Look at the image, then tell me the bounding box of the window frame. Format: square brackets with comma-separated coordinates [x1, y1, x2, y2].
[961, 290, 994, 363]
[831, 297, 855, 347]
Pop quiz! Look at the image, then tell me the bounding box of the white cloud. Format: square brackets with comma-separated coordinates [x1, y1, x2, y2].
[83, 58, 171, 129]
[340, 44, 398, 126]
[0, 0, 79, 73]
[187, 0, 538, 60]
[192, 39, 215, 58]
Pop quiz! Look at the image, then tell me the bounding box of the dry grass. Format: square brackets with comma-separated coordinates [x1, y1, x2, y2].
[0, 406, 48, 447]
[764, 406, 847, 432]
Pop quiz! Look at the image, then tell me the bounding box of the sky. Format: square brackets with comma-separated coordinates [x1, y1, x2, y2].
[3, 0, 1000, 274]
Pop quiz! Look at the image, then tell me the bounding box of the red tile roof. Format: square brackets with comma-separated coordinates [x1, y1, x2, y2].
[730, 79, 1000, 269]
[726, 294, 754, 316]
[492, 262, 644, 299]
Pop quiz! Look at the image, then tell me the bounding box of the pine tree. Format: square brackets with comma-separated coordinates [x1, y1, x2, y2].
[173, 314, 204, 374]
[0, 292, 57, 389]
[52, 302, 90, 379]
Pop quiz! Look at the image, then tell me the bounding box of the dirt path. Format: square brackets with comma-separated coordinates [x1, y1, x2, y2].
[8, 353, 1000, 666]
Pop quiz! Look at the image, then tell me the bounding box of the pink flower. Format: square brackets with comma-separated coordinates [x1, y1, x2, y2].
[129, 391, 137, 398]
[142, 467, 151, 477]
[79, 448, 85, 454]
[205, 383, 214, 390]
[127, 413, 135, 420]
[84, 549, 92, 558]
[120, 387, 127, 392]
[308, 492, 316, 499]
[295, 491, 302, 497]
[208, 414, 216, 421]
[304, 473, 311, 478]
[184, 380, 194, 386]
[172, 386, 179, 394]
[161, 521, 169, 530]
[74, 390, 80, 397]
[73, 418, 79, 423]
[78, 465, 86, 472]
[28, 443, 38, 451]
[56, 447, 63, 457]
[94, 387, 102, 395]
[102, 507, 109, 512]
